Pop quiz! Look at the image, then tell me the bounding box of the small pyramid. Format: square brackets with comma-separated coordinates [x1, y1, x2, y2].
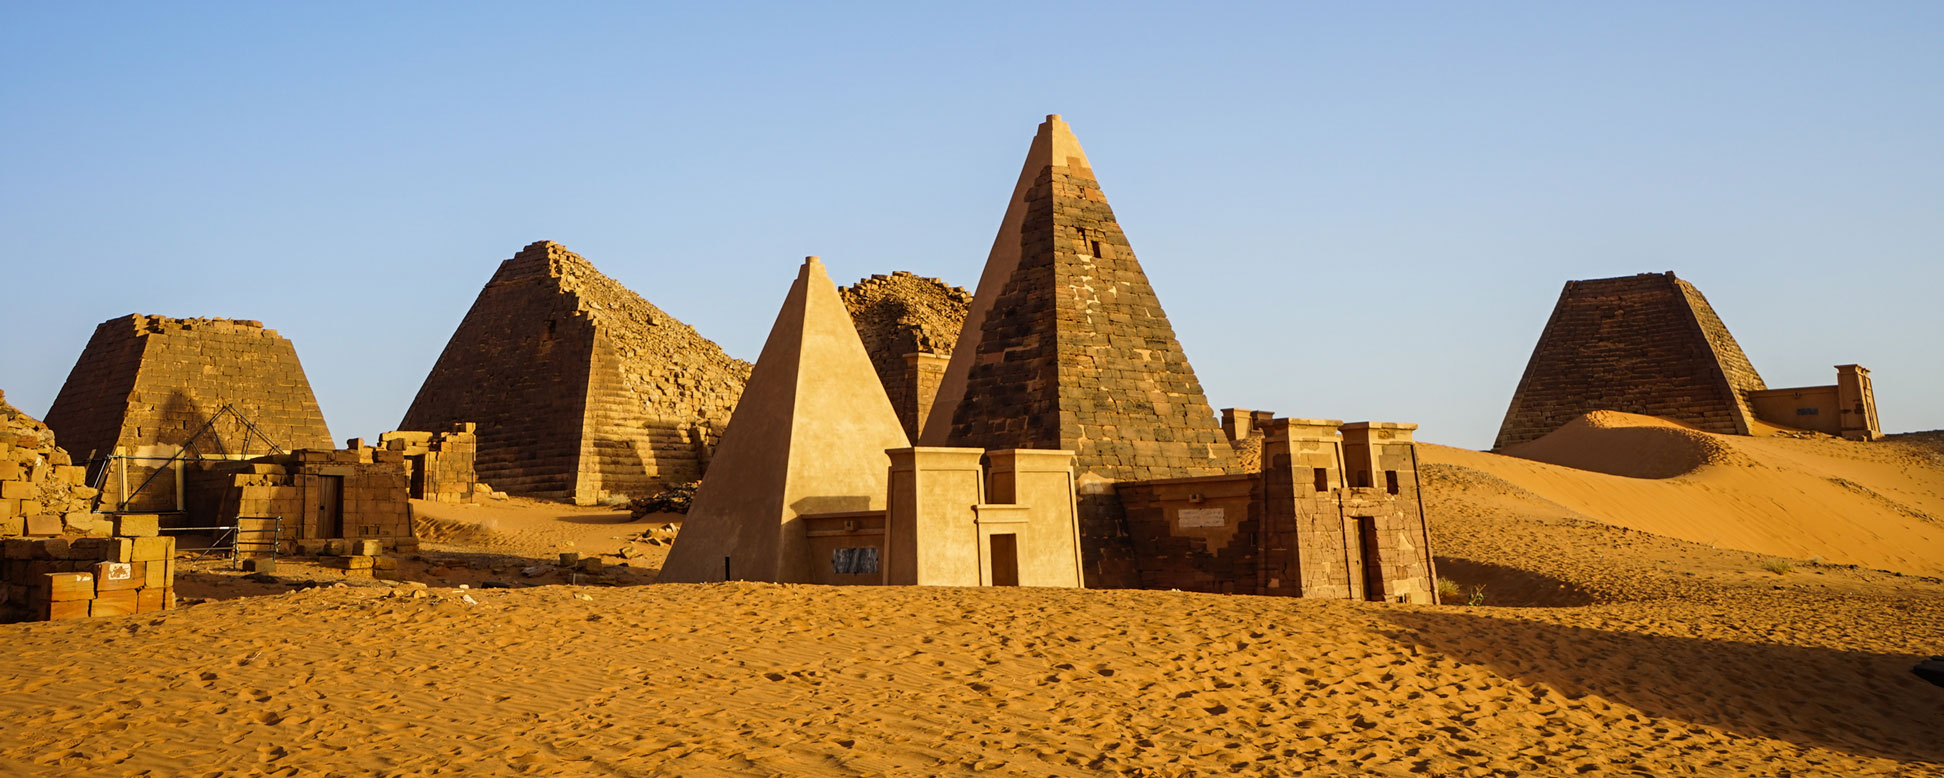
[919, 115, 1236, 584]
[1495, 272, 1768, 449]
[400, 241, 749, 503]
[659, 257, 912, 584]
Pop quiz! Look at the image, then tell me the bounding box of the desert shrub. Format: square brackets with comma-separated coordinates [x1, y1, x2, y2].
[1436, 577, 1463, 601]
[1466, 584, 1488, 607]
[1761, 558, 1794, 575]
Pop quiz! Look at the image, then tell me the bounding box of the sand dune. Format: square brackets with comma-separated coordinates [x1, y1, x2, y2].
[1426, 412, 1944, 576]
[0, 578, 1938, 776]
[2, 416, 1941, 776]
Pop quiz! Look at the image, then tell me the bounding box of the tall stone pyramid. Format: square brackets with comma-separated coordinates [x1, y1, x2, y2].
[921, 115, 1236, 585]
[1494, 272, 1768, 449]
[401, 241, 750, 503]
[659, 257, 912, 584]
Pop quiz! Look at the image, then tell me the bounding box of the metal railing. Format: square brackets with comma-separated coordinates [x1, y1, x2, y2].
[162, 515, 283, 569]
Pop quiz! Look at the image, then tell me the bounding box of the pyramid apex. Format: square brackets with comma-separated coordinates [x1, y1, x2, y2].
[1046, 113, 1062, 122]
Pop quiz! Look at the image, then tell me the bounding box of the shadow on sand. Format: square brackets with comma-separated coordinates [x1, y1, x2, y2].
[1383, 608, 1944, 765]
[1434, 556, 1594, 607]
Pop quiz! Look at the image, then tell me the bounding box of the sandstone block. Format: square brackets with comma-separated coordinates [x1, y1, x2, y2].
[37, 599, 90, 621]
[93, 561, 144, 592]
[91, 589, 137, 617]
[38, 572, 95, 601]
[136, 587, 173, 612]
[130, 536, 175, 562]
[24, 513, 60, 536]
[145, 557, 173, 588]
[72, 537, 132, 563]
[0, 481, 33, 500]
[111, 514, 160, 537]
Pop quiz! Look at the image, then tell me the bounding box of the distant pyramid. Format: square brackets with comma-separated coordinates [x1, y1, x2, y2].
[920, 115, 1236, 584]
[838, 271, 971, 439]
[401, 241, 749, 503]
[46, 315, 334, 461]
[1495, 272, 1767, 449]
[659, 257, 912, 583]
[43, 314, 335, 511]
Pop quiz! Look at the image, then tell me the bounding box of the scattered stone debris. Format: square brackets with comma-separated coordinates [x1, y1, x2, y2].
[838, 271, 970, 438]
[629, 482, 698, 517]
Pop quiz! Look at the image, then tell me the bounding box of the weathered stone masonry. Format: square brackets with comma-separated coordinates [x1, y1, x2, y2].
[43, 315, 335, 511]
[1495, 273, 1766, 449]
[401, 242, 749, 503]
[926, 116, 1236, 587]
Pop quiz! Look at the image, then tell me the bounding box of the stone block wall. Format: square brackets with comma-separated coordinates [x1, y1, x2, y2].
[378, 425, 480, 502]
[1118, 474, 1262, 593]
[1116, 417, 1437, 604]
[402, 241, 748, 503]
[1495, 273, 1767, 449]
[0, 535, 177, 622]
[188, 447, 414, 553]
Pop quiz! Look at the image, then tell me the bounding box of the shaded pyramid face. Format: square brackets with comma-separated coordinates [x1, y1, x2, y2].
[659, 257, 911, 584]
[1494, 272, 1767, 450]
[400, 241, 749, 503]
[923, 115, 1236, 483]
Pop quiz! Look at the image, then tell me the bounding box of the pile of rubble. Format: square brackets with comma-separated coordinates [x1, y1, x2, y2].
[628, 481, 697, 517]
[839, 271, 970, 389]
[1, 391, 103, 536]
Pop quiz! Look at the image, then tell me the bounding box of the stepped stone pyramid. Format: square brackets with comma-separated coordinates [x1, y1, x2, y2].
[45, 315, 334, 462]
[660, 257, 911, 583]
[1495, 272, 1768, 449]
[401, 241, 749, 503]
[921, 115, 1236, 585]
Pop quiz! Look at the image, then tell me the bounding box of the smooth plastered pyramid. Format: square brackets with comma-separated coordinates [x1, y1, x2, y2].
[659, 257, 912, 584]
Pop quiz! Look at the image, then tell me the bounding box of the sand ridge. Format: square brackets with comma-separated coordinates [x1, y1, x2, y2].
[1432, 412, 1944, 576]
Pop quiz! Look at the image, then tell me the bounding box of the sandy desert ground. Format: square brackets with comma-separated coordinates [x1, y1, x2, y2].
[2, 413, 1941, 776]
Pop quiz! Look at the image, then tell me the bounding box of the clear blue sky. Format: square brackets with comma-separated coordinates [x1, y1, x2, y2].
[3, 2, 1939, 449]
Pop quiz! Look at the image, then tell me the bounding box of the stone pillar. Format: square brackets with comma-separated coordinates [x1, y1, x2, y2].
[1835, 364, 1881, 441]
[884, 447, 986, 586]
[1264, 419, 1354, 599]
[1340, 421, 1436, 604]
[903, 352, 952, 442]
[1221, 409, 1253, 443]
[986, 449, 1084, 588]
